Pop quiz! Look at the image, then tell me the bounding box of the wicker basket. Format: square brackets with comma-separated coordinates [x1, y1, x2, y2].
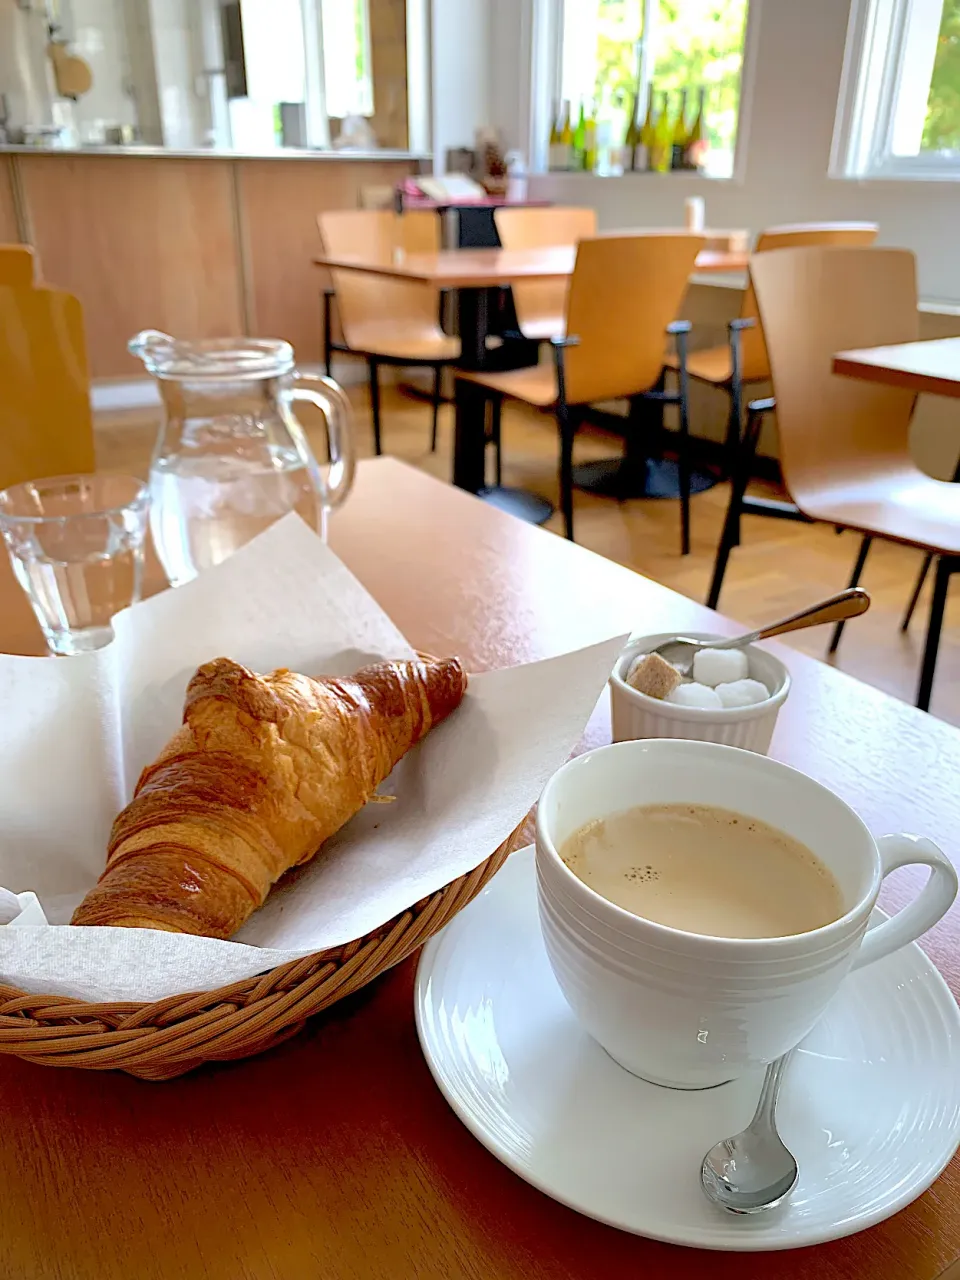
[0, 824, 525, 1080]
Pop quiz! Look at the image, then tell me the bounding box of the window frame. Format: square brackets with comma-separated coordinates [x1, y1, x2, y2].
[833, 0, 960, 182]
[530, 0, 761, 180]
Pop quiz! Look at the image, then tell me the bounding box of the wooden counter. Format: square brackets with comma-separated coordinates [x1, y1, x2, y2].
[1, 150, 421, 377]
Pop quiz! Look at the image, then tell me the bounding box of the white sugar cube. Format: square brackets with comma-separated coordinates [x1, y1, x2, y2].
[715, 678, 771, 709]
[665, 681, 723, 709]
[693, 648, 749, 688]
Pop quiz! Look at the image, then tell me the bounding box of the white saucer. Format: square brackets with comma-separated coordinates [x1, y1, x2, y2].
[415, 846, 960, 1251]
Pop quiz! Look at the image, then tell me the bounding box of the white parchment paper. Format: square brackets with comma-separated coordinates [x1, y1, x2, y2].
[0, 515, 626, 1001]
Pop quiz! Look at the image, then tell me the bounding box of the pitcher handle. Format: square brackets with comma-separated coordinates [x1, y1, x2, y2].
[291, 372, 356, 511]
[852, 834, 958, 971]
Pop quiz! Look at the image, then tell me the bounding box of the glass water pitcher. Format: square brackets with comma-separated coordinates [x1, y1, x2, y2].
[129, 332, 355, 586]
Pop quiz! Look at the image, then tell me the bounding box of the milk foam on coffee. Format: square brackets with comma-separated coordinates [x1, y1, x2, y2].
[560, 803, 844, 939]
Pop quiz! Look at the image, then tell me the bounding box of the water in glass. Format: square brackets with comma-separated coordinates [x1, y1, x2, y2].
[129, 332, 355, 587]
[0, 474, 149, 655]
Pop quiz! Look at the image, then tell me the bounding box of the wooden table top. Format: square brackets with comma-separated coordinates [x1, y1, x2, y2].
[2, 457, 959, 1280]
[314, 242, 749, 287]
[834, 337, 960, 399]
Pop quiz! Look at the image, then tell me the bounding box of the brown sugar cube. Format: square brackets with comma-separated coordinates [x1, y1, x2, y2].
[626, 652, 682, 700]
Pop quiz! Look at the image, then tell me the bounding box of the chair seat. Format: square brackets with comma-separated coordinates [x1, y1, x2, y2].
[663, 344, 735, 385]
[799, 468, 960, 556]
[343, 322, 459, 363]
[456, 363, 558, 407]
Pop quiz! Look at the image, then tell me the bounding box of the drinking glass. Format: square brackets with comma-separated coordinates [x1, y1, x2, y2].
[0, 473, 150, 655]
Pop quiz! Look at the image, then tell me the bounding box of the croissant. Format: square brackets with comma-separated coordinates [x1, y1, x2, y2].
[71, 655, 467, 938]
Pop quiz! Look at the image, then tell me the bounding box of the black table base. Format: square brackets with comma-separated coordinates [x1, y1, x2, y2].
[452, 293, 551, 526]
[572, 458, 721, 501]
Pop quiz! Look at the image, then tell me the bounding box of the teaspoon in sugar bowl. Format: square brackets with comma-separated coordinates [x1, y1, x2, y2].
[700, 1052, 799, 1215]
[652, 589, 870, 677]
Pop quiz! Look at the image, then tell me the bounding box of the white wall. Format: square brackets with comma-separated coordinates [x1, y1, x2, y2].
[496, 0, 960, 307]
[62, 0, 138, 140]
[118, 0, 162, 144]
[149, 0, 207, 148]
[430, 0, 490, 170]
[0, 1, 56, 131]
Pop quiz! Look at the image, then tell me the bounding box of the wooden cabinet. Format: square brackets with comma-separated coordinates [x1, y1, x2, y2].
[3, 151, 417, 378]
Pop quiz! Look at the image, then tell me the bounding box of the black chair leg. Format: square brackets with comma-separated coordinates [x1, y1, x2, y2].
[430, 365, 442, 452]
[903, 553, 934, 632]
[723, 385, 743, 485]
[557, 402, 576, 541]
[678, 373, 692, 557]
[706, 403, 763, 610]
[368, 359, 382, 456]
[725, 389, 744, 545]
[322, 292, 333, 378]
[491, 395, 502, 487]
[916, 556, 954, 712]
[828, 534, 872, 654]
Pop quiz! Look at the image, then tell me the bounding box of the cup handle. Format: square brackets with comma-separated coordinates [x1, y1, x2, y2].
[852, 834, 958, 971]
[291, 373, 356, 511]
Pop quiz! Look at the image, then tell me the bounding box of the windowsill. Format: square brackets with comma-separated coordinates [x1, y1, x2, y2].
[534, 169, 737, 182]
[688, 275, 960, 316]
[829, 170, 960, 186]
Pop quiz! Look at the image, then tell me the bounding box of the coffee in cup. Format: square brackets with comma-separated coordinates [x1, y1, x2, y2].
[559, 802, 844, 939]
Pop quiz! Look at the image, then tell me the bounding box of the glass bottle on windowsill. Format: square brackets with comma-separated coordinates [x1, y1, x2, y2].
[684, 87, 708, 172]
[637, 90, 656, 172]
[583, 99, 598, 172]
[559, 100, 574, 170]
[573, 100, 587, 170]
[549, 100, 569, 171]
[670, 88, 689, 170]
[625, 88, 641, 171]
[650, 91, 673, 172]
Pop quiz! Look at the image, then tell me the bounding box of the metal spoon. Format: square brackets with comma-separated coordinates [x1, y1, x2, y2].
[652, 589, 870, 677]
[700, 1052, 799, 1215]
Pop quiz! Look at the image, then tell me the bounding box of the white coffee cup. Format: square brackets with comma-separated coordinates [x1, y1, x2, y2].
[536, 738, 958, 1089]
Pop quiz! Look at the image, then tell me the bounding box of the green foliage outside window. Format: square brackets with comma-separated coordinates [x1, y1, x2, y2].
[589, 0, 748, 174]
[923, 0, 960, 151]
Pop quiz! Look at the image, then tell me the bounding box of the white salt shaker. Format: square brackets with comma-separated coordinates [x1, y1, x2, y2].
[684, 195, 705, 232]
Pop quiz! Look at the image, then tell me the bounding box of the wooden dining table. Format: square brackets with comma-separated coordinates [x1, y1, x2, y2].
[834, 337, 960, 674]
[3, 456, 960, 1280]
[834, 337, 960, 398]
[315, 242, 749, 524]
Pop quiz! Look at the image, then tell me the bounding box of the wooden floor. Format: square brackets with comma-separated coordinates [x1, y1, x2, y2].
[95, 380, 960, 728]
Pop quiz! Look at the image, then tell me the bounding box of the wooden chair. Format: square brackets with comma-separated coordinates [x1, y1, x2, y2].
[317, 209, 459, 454]
[664, 223, 879, 471]
[0, 286, 95, 491]
[493, 206, 598, 342]
[0, 245, 38, 288]
[707, 245, 960, 712]
[456, 233, 704, 550]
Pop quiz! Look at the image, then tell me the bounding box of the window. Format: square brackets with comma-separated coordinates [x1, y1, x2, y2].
[835, 0, 960, 179]
[558, 0, 751, 177]
[321, 0, 374, 119]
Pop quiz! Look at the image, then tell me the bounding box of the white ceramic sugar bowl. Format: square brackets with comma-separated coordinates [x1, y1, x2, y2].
[609, 632, 791, 755]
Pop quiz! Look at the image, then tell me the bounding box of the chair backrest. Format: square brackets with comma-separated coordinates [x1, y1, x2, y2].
[494, 206, 598, 336]
[563, 233, 704, 406]
[749, 246, 918, 513]
[738, 223, 880, 381]
[0, 285, 95, 491]
[0, 245, 38, 288]
[317, 209, 441, 345]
